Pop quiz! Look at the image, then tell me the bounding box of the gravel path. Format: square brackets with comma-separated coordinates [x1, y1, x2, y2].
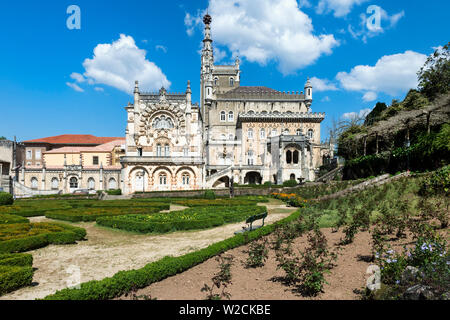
[1, 200, 295, 300]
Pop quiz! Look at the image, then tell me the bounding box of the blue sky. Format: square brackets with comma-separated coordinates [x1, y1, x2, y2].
[0, 0, 448, 142]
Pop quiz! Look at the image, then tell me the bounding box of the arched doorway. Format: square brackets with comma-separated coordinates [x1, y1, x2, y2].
[244, 172, 262, 185]
[212, 176, 230, 188]
[69, 177, 78, 193]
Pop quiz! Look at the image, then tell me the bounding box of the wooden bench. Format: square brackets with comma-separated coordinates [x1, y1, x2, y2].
[234, 212, 268, 234]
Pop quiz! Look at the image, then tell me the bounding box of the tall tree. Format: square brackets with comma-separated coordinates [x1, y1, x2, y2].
[418, 42, 450, 101]
[364, 102, 387, 126]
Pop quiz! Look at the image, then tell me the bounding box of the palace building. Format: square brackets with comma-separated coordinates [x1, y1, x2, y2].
[14, 14, 332, 196]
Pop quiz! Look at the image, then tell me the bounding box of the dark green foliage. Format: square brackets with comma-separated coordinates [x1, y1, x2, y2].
[106, 189, 122, 196]
[96, 205, 266, 234]
[204, 190, 216, 200]
[0, 193, 13, 206]
[201, 255, 234, 300]
[282, 180, 298, 188]
[364, 102, 388, 126]
[0, 253, 34, 296]
[245, 239, 269, 268]
[418, 42, 450, 100]
[43, 209, 302, 300]
[419, 165, 450, 196]
[174, 199, 262, 207]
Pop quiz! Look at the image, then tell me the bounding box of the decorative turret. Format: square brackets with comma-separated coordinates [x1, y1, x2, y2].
[186, 80, 192, 111]
[304, 77, 313, 110]
[134, 80, 140, 110]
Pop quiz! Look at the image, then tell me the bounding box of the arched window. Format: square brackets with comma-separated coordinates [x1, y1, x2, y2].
[248, 128, 253, 139]
[286, 151, 292, 164]
[290, 174, 296, 181]
[214, 77, 218, 86]
[88, 178, 95, 190]
[228, 111, 234, 122]
[164, 144, 170, 157]
[108, 178, 117, 190]
[229, 134, 234, 141]
[296, 129, 302, 136]
[229, 77, 234, 87]
[272, 128, 277, 137]
[31, 177, 38, 189]
[152, 115, 174, 130]
[260, 128, 266, 140]
[159, 173, 167, 185]
[220, 134, 226, 140]
[51, 178, 59, 190]
[69, 177, 78, 189]
[308, 129, 314, 140]
[220, 111, 226, 122]
[293, 150, 299, 164]
[156, 144, 162, 157]
[182, 173, 190, 185]
[283, 129, 290, 135]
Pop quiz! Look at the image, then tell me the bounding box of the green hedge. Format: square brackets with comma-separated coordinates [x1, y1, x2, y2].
[282, 180, 298, 188]
[173, 199, 261, 207]
[106, 189, 122, 196]
[0, 213, 29, 225]
[0, 192, 13, 206]
[43, 208, 302, 300]
[0, 253, 34, 296]
[0, 223, 86, 253]
[45, 205, 169, 222]
[96, 205, 266, 234]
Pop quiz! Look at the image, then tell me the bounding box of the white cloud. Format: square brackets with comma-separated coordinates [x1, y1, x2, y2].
[342, 108, 371, 120]
[70, 72, 85, 83]
[321, 96, 331, 102]
[185, 12, 203, 36]
[316, 0, 369, 17]
[77, 34, 170, 94]
[185, 0, 339, 74]
[310, 77, 338, 92]
[362, 91, 377, 102]
[94, 87, 104, 92]
[66, 82, 84, 92]
[155, 45, 168, 53]
[336, 51, 427, 97]
[214, 47, 228, 62]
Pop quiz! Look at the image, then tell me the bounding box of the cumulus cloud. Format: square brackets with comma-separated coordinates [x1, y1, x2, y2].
[336, 51, 428, 97]
[316, 0, 369, 17]
[310, 77, 338, 92]
[73, 34, 170, 94]
[362, 91, 377, 102]
[70, 72, 86, 83]
[185, 0, 339, 74]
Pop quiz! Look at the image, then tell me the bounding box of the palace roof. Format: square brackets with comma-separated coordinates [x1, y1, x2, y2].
[23, 135, 123, 146]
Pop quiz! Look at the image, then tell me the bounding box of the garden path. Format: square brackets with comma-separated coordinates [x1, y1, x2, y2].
[0, 199, 295, 300]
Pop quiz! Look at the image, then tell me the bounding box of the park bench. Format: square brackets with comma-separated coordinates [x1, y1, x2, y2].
[234, 212, 268, 234]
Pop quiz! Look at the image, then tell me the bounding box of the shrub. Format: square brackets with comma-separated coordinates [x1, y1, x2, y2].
[43, 209, 303, 300]
[204, 190, 216, 200]
[97, 205, 266, 234]
[0, 253, 33, 296]
[0, 222, 86, 253]
[45, 205, 168, 222]
[283, 180, 298, 188]
[174, 199, 259, 207]
[201, 255, 234, 300]
[106, 189, 122, 196]
[245, 239, 269, 268]
[0, 214, 29, 225]
[0, 193, 13, 206]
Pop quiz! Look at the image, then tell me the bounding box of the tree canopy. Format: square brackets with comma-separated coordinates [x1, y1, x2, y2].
[418, 42, 450, 100]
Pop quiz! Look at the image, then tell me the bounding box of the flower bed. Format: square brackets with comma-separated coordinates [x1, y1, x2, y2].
[271, 193, 307, 207]
[45, 205, 169, 222]
[0, 222, 86, 253]
[96, 205, 267, 234]
[0, 253, 34, 296]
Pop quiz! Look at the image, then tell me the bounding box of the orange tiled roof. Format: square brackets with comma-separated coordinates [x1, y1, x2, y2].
[43, 139, 125, 154]
[23, 134, 124, 145]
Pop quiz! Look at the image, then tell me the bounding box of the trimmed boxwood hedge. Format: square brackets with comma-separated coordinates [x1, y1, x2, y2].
[173, 199, 261, 207]
[0, 223, 86, 253]
[43, 208, 302, 300]
[0, 192, 13, 206]
[96, 205, 266, 234]
[0, 253, 33, 296]
[0, 213, 29, 225]
[45, 205, 169, 222]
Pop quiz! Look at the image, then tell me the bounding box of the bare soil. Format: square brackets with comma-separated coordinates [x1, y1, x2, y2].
[1, 200, 293, 300]
[118, 228, 437, 301]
